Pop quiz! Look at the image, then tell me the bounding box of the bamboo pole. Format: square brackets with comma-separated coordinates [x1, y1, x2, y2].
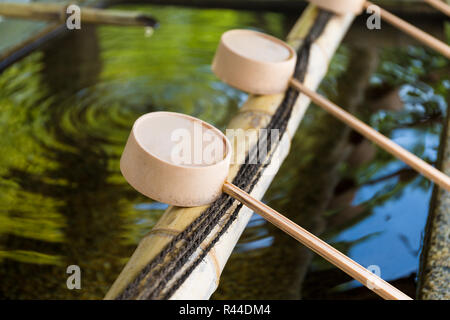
[222, 182, 412, 300]
[105, 6, 358, 300]
[364, 1, 450, 58]
[290, 79, 450, 191]
[0, 2, 158, 27]
[424, 0, 450, 16]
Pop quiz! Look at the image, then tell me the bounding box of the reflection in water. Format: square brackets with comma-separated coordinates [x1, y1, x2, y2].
[0, 5, 448, 299]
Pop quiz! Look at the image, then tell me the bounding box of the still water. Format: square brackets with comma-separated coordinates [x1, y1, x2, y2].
[0, 5, 448, 299]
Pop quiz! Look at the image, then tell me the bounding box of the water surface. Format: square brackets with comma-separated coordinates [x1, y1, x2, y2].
[0, 5, 448, 299]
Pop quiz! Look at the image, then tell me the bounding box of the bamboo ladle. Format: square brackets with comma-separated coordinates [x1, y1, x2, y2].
[212, 29, 450, 191]
[120, 111, 412, 300]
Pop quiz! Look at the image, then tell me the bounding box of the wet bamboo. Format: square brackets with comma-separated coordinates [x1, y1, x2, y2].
[0, 2, 157, 27]
[222, 182, 412, 300]
[424, 0, 450, 16]
[364, 1, 450, 58]
[105, 6, 360, 300]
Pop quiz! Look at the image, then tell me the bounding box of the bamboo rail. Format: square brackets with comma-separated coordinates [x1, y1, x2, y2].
[105, 5, 357, 300]
[0, 2, 158, 27]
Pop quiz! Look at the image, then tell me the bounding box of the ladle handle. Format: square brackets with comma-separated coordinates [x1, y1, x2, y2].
[222, 182, 412, 300]
[424, 0, 450, 17]
[364, 1, 450, 58]
[289, 78, 450, 192]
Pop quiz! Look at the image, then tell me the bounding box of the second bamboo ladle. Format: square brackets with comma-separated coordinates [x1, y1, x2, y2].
[120, 111, 411, 300]
[212, 29, 450, 191]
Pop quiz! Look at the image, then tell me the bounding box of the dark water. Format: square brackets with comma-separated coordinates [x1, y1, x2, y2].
[0, 5, 448, 299]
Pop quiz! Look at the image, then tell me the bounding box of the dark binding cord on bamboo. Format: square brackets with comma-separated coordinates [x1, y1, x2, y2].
[115, 9, 334, 300]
